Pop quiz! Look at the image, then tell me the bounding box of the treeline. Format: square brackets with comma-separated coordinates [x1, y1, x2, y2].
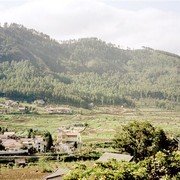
[0, 24, 179, 108]
[0, 59, 179, 108]
[0, 61, 135, 107]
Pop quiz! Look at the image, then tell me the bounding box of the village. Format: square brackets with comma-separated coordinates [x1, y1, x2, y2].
[0, 99, 137, 179]
[0, 125, 83, 155]
[0, 99, 82, 161]
[0, 125, 136, 179]
[0, 99, 73, 115]
[0, 99, 84, 152]
[0, 98, 180, 179]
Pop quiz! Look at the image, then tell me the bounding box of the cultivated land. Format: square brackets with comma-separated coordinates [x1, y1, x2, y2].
[0, 105, 180, 179]
[0, 106, 179, 142]
[0, 24, 179, 179]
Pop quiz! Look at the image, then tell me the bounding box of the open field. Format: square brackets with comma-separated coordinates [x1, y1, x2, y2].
[0, 159, 94, 180]
[0, 106, 180, 179]
[0, 106, 179, 142]
[0, 166, 47, 180]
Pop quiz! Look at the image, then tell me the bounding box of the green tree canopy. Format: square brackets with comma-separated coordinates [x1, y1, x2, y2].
[43, 131, 53, 151]
[64, 151, 180, 180]
[114, 121, 177, 161]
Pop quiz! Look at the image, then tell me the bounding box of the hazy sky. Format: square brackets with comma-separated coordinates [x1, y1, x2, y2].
[0, 0, 180, 54]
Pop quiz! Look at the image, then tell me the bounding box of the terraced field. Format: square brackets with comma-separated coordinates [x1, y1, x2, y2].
[0, 107, 179, 142]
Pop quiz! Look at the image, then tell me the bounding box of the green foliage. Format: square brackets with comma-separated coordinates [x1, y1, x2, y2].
[38, 157, 53, 173]
[0, 126, 8, 134]
[0, 24, 179, 108]
[64, 151, 180, 180]
[27, 128, 35, 138]
[0, 139, 5, 150]
[114, 121, 177, 161]
[43, 131, 53, 151]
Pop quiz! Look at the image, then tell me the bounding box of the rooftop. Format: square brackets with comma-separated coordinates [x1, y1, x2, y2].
[97, 152, 133, 163]
[45, 168, 70, 180]
[4, 132, 15, 136]
[2, 139, 22, 149]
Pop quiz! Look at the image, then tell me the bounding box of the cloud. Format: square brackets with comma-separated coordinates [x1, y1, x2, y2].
[0, 0, 179, 54]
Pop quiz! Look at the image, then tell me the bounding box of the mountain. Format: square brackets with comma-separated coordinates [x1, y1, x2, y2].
[0, 23, 179, 108]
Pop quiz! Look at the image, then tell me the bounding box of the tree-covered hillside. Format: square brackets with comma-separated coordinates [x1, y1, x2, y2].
[0, 23, 179, 108]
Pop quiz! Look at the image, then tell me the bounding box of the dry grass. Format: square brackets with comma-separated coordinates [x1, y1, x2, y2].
[0, 167, 48, 180]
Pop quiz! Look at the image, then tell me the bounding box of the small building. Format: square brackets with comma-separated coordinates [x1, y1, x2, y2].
[57, 129, 81, 144]
[5, 100, 19, 107]
[20, 138, 34, 149]
[47, 107, 72, 114]
[4, 132, 16, 138]
[2, 139, 23, 151]
[0, 134, 9, 139]
[15, 158, 26, 166]
[56, 128, 82, 153]
[18, 106, 27, 113]
[0, 109, 8, 114]
[88, 102, 94, 109]
[21, 137, 46, 153]
[34, 99, 45, 106]
[34, 136, 46, 152]
[44, 168, 70, 180]
[0, 150, 28, 156]
[97, 152, 133, 163]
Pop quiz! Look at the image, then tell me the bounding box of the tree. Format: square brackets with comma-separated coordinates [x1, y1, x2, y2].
[43, 131, 53, 151]
[0, 139, 5, 150]
[27, 128, 35, 138]
[113, 121, 176, 161]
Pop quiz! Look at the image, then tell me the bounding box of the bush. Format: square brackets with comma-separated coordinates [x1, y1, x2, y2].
[38, 157, 53, 173]
[64, 151, 180, 180]
[113, 121, 177, 161]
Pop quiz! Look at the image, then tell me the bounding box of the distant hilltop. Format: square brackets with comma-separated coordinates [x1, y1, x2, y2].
[0, 23, 179, 109]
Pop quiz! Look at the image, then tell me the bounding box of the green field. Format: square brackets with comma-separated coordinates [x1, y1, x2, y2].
[0, 106, 180, 179]
[0, 106, 179, 143]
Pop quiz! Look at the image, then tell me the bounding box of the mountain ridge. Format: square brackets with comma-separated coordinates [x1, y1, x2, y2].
[0, 23, 179, 108]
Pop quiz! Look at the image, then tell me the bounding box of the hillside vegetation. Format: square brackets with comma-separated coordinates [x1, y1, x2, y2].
[0, 23, 179, 108]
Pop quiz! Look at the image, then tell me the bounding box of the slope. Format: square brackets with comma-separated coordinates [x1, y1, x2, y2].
[0, 23, 179, 108]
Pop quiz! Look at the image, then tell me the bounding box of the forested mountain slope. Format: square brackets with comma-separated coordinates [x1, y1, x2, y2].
[0, 23, 179, 108]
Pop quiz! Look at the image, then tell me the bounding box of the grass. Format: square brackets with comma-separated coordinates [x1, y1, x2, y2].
[0, 160, 94, 180]
[0, 166, 46, 180]
[0, 106, 179, 179]
[0, 106, 179, 142]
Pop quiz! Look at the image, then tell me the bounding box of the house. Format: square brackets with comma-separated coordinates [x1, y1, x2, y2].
[34, 136, 46, 152]
[0, 150, 28, 156]
[44, 168, 70, 180]
[57, 129, 81, 144]
[20, 138, 34, 149]
[5, 100, 19, 107]
[18, 106, 27, 113]
[97, 152, 133, 163]
[88, 102, 94, 109]
[2, 139, 23, 151]
[3, 132, 16, 138]
[34, 99, 45, 106]
[0, 109, 8, 114]
[21, 137, 46, 152]
[47, 107, 72, 114]
[56, 128, 82, 153]
[15, 158, 26, 166]
[0, 134, 9, 139]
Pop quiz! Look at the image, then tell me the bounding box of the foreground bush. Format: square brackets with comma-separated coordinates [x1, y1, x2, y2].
[64, 151, 180, 180]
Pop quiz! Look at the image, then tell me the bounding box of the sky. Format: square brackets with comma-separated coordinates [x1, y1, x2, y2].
[0, 0, 180, 54]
